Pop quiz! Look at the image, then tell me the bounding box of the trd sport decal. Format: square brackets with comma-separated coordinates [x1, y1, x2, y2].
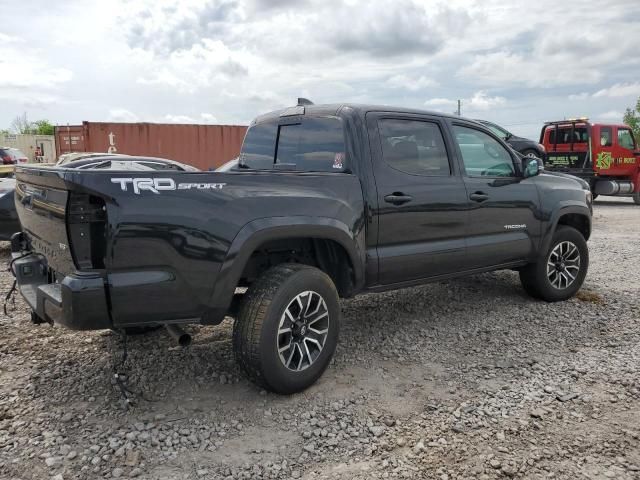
[111, 178, 226, 194]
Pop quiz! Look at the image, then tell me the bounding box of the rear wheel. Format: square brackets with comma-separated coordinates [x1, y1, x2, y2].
[233, 263, 340, 394]
[519, 226, 588, 302]
[633, 191, 640, 205]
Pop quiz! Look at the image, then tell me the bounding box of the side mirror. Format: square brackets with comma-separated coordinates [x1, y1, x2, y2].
[523, 156, 543, 178]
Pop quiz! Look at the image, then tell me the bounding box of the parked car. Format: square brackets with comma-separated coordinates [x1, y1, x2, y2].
[11, 101, 592, 394]
[540, 118, 640, 204]
[0, 147, 28, 165]
[475, 120, 546, 159]
[0, 178, 19, 240]
[57, 152, 120, 165]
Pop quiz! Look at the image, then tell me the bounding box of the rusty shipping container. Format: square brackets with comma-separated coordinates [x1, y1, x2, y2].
[55, 122, 247, 170]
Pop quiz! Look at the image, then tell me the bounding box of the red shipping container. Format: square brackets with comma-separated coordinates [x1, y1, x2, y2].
[55, 122, 247, 170]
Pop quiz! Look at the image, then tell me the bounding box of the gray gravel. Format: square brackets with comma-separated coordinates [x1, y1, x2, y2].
[1, 197, 639, 479]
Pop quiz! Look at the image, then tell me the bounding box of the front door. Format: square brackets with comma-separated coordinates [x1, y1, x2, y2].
[451, 122, 540, 268]
[367, 113, 469, 285]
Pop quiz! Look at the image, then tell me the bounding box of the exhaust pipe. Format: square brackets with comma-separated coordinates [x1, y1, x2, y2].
[165, 324, 192, 347]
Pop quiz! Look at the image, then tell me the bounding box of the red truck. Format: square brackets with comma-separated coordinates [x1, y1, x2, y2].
[540, 119, 640, 204]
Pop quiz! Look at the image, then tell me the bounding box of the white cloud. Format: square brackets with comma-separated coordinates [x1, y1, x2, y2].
[568, 93, 589, 101]
[163, 114, 196, 123]
[424, 98, 457, 107]
[0, 0, 639, 135]
[109, 109, 140, 122]
[162, 113, 219, 123]
[424, 91, 505, 113]
[387, 74, 437, 91]
[466, 91, 506, 111]
[593, 82, 640, 98]
[596, 110, 624, 121]
[200, 113, 218, 123]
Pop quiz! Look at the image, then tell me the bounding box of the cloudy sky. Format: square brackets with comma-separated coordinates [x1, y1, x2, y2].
[1, 0, 639, 138]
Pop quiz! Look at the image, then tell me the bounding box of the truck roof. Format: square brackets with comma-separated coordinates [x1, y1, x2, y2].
[251, 103, 463, 125]
[542, 120, 630, 129]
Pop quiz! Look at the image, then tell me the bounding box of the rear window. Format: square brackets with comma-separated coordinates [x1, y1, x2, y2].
[240, 117, 346, 172]
[548, 126, 588, 144]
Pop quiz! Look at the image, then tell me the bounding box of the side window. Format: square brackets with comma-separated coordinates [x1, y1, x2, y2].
[618, 128, 636, 151]
[484, 123, 509, 140]
[600, 127, 612, 147]
[453, 125, 516, 177]
[377, 119, 450, 176]
[275, 117, 346, 172]
[239, 122, 277, 169]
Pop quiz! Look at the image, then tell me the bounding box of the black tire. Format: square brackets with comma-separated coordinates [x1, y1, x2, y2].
[633, 192, 640, 205]
[519, 226, 589, 302]
[233, 263, 340, 394]
[522, 149, 540, 158]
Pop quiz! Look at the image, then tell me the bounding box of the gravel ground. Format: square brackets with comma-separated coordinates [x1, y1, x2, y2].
[1, 197, 639, 480]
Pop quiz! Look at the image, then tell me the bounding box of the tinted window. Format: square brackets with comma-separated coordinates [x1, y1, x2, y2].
[600, 127, 612, 147]
[618, 128, 636, 150]
[275, 117, 345, 172]
[378, 119, 450, 176]
[454, 125, 515, 177]
[239, 122, 277, 169]
[549, 126, 588, 144]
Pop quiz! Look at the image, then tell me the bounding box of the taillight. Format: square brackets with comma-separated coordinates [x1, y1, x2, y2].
[67, 193, 107, 270]
[2, 155, 13, 164]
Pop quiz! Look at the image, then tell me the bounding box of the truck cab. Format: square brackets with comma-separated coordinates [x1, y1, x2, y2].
[541, 119, 640, 204]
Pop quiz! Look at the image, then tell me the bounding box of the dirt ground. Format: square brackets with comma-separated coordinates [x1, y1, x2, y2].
[0, 198, 639, 480]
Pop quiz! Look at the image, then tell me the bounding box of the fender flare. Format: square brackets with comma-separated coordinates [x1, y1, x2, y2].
[540, 202, 591, 256]
[208, 216, 365, 316]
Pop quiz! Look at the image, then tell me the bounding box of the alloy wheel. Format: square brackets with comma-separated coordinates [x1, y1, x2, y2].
[277, 291, 330, 372]
[546, 241, 581, 290]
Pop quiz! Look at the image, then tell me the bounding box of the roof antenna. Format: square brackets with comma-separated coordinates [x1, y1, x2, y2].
[297, 97, 314, 106]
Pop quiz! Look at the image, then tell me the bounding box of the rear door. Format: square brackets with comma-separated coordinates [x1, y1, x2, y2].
[367, 113, 468, 285]
[450, 122, 539, 268]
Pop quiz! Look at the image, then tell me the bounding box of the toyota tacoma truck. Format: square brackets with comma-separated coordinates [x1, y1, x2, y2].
[10, 101, 593, 394]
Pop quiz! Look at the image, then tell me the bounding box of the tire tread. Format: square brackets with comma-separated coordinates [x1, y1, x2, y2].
[232, 263, 314, 389]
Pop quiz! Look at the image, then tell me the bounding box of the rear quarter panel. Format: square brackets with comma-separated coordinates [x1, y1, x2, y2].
[91, 170, 365, 326]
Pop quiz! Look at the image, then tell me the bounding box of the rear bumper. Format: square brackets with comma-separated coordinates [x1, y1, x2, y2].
[11, 252, 112, 330]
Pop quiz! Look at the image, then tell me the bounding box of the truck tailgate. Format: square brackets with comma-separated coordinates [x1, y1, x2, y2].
[14, 168, 76, 275]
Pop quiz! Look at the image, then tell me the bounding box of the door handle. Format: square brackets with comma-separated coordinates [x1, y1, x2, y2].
[384, 193, 413, 205]
[469, 192, 489, 202]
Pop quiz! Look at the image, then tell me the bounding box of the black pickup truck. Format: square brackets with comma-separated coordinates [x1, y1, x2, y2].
[11, 102, 593, 393]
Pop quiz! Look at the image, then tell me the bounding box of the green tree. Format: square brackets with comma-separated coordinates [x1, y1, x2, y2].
[623, 97, 640, 142]
[32, 120, 55, 135]
[9, 114, 55, 135]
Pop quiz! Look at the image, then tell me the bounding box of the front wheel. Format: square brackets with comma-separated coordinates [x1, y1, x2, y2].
[522, 149, 540, 159]
[233, 263, 340, 394]
[519, 226, 589, 302]
[633, 191, 640, 205]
